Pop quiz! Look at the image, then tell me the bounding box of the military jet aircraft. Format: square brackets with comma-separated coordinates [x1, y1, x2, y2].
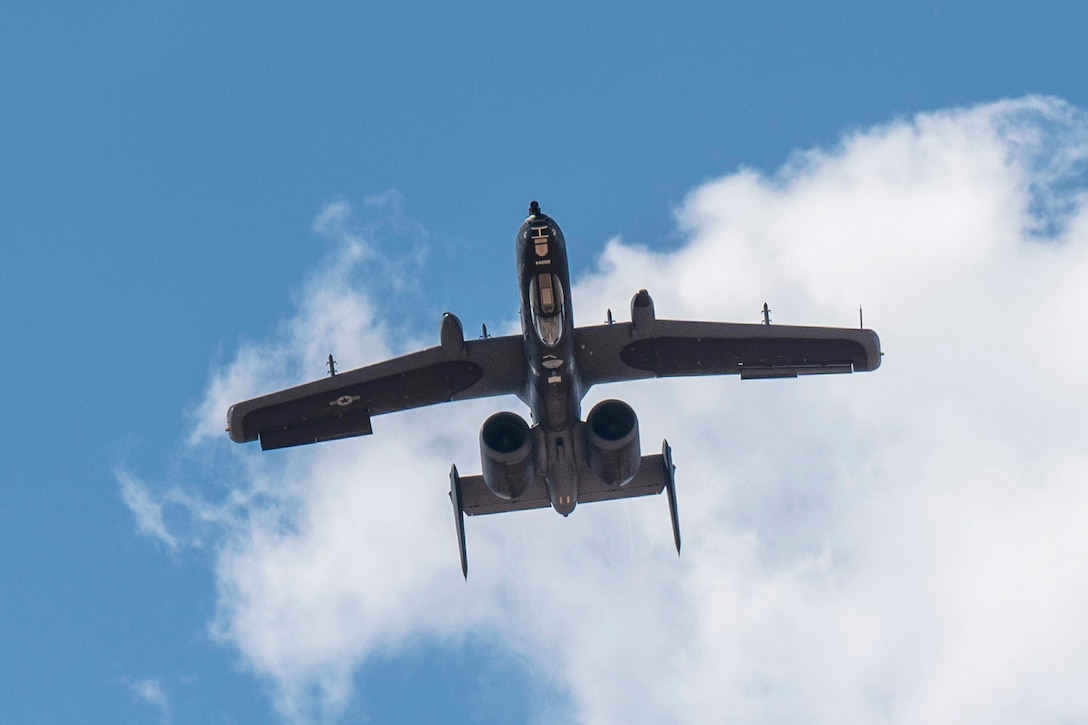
[226, 201, 881, 576]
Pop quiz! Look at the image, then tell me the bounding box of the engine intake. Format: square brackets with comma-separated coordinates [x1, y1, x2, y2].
[585, 399, 641, 487]
[480, 411, 536, 499]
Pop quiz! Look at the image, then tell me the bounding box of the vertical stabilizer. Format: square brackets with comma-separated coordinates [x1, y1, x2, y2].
[662, 440, 681, 554]
[449, 465, 469, 578]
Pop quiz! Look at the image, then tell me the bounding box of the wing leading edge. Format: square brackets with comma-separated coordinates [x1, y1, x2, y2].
[227, 322, 526, 450]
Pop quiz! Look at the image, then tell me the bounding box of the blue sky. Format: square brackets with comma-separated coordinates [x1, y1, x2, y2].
[5, 3, 1088, 723]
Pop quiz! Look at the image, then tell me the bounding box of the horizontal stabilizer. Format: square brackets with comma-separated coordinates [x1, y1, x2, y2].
[458, 474, 551, 516]
[458, 453, 676, 515]
[577, 454, 668, 503]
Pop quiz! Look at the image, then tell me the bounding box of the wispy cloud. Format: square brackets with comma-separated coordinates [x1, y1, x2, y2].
[118, 470, 178, 552]
[125, 96, 1088, 723]
[124, 677, 172, 723]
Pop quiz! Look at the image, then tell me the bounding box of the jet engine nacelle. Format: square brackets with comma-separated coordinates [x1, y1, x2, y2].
[584, 399, 641, 487]
[480, 411, 536, 500]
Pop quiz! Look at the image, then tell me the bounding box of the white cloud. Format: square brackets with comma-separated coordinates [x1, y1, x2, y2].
[118, 470, 179, 552]
[124, 677, 172, 723]
[128, 95, 1088, 723]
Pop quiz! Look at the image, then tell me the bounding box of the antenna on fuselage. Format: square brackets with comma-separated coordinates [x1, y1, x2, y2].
[481, 323, 490, 339]
[606, 308, 614, 325]
[327, 353, 338, 376]
[761, 302, 772, 325]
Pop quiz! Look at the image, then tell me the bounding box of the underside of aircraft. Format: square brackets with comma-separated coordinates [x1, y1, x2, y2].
[227, 201, 881, 576]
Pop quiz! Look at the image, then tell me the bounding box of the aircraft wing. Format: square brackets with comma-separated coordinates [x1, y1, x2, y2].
[227, 331, 527, 450]
[575, 319, 881, 389]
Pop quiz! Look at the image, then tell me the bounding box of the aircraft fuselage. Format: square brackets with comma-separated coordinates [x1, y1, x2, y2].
[515, 202, 585, 514]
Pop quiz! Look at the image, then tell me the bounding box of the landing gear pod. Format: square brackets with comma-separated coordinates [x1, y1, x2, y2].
[630, 289, 656, 331]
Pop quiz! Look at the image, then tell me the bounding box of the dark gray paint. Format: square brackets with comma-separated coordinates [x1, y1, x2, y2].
[227, 202, 881, 576]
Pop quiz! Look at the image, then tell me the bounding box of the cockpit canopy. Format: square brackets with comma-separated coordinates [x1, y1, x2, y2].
[529, 272, 564, 346]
